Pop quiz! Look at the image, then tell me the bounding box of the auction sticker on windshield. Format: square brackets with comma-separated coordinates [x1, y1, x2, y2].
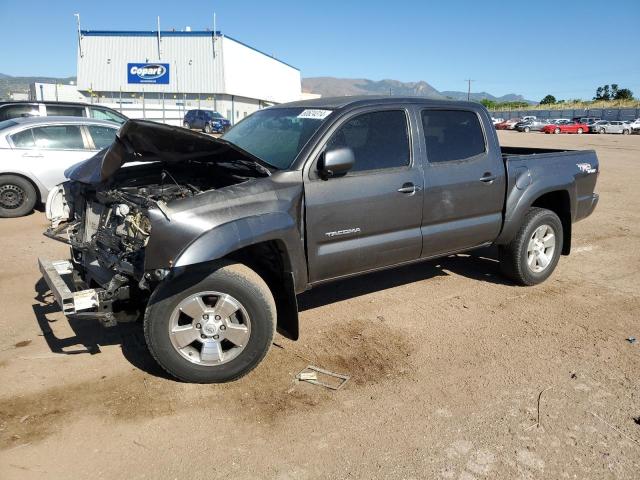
[297, 109, 332, 120]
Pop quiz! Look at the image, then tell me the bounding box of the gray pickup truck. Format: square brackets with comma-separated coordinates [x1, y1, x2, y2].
[40, 96, 599, 383]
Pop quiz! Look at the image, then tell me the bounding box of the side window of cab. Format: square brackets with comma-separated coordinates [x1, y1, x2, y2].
[325, 110, 410, 173]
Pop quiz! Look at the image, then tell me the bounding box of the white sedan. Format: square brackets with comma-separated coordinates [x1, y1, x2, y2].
[0, 116, 119, 217]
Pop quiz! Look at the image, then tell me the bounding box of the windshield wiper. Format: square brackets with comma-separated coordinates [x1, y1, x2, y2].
[216, 159, 273, 176]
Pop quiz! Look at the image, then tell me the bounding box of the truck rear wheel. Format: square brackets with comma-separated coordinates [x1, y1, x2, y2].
[144, 261, 276, 383]
[498, 208, 563, 286]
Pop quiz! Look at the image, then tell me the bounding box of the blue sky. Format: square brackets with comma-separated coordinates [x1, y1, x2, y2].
[1, 0, 638, 101]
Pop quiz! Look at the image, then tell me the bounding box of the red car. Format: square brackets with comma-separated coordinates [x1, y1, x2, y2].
[542, 121, 589, 134]
[495, 118, 520, 130]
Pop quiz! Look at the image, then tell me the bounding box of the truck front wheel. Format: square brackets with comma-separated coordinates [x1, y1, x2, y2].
[498, 208, 563, 286]
[144, 261, 276, 383]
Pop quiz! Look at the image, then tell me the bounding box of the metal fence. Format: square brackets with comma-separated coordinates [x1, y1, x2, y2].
[87, 94, 218, 126]
[489, 107, 640, 121]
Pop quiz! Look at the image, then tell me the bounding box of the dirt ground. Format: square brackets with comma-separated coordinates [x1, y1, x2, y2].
[0, 131, 639, 479]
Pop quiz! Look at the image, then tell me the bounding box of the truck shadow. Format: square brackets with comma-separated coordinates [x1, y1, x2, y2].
[31, 247, 508, 377]
[298, 246, 510, 311]
[32, 278, 170, 379]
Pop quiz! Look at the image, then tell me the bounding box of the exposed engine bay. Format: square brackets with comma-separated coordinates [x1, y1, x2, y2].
[46, 136, 271, 325]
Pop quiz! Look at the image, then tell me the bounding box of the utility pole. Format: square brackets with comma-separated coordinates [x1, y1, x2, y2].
[465, 79, 474, 101]
[74, 13, 83, 58]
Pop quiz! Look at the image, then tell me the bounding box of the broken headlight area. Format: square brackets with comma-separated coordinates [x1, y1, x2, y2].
[44, 161, 261, 325]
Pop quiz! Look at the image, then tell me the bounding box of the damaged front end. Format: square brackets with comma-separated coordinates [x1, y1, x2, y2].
[40, 120, 272, 326]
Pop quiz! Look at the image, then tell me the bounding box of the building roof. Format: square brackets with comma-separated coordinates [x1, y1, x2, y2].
[80, 30, 298, 71]
[81, 30, 221, 37]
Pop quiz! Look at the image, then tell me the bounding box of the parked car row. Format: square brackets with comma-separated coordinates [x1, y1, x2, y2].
[498, 115, 640, 134]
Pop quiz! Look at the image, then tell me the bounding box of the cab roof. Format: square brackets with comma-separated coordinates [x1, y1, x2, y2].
[275, 95, 482, 111]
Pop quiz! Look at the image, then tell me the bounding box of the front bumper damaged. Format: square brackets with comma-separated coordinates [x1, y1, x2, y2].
[39, 258, 134, 327]
[38, 259, 99, 315]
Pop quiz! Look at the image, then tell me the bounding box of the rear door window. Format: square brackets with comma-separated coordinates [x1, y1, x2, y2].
[326, 110, 410, 173]
[31, 125, 86, 150]
[89, 107, 126, 124]
[45, 105, 86, 117]
[87, 125, 118, 149]
[421, 110, 486, 163]
[10, 129, 36, 148]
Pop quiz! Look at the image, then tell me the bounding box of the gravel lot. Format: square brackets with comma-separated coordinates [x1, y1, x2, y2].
[1, 131, 639, 479]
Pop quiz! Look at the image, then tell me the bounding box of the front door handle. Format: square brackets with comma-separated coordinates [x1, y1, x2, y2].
[397, 182, 421, 194]
[479, 173, 497, 183]
[22, 152, 43, 158]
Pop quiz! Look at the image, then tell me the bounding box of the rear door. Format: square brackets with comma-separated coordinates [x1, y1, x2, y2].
[85, 124, 119, 150]
[304, 107, 424, 282]
[418, 108, 505, 257]
[23, 124, 94, 190]
[194, 110, 205, 129]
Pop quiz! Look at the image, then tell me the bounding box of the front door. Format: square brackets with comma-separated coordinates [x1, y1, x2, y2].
[304, 108, 424, 283]
[418, 108, 505, 257]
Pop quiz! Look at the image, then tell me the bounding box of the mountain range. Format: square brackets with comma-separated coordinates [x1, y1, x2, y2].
[0, 73, 76, 99]
[303, 77, 535, 104]
[0, 72, 535, 104]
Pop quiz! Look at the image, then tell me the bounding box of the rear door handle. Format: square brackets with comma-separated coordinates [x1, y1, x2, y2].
[397, 182, 421, 194]
[22, 152, 43, 158]
[479, 173, 497, 183]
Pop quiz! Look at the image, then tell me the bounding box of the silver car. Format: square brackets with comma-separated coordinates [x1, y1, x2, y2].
[593, 120, 631, 135]
[0, 116, 119, 217]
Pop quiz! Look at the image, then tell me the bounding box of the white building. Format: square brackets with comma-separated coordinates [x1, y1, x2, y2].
[75, 29, 302, 125]
[30, 82, 85, 102]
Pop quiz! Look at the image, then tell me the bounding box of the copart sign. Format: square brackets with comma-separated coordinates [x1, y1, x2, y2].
[127, 63, 170, 84]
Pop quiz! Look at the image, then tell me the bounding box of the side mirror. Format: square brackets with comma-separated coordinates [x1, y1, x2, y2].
[318, 147, 355, 179]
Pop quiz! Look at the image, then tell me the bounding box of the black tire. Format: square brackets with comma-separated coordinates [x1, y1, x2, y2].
[554, 127, 561, 134]
[524, 126, 530, 133]
[599, 128, 605, 134]
[498, 208, 563, 286]
[183, 122, 191, 129]
[144, 261, 276, 383]
[623, 129, 629, 135]
[204, 123, 212, 134]
[0, 175, 37, 218]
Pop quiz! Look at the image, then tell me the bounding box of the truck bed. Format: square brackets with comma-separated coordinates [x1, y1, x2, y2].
[498, 145, 599, 237]
[501, 146, 573, 157]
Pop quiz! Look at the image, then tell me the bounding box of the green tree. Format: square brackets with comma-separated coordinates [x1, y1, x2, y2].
[480, 98, 497, 109]
[540, 94, 556, 105]
[614, 88, 634, 100]
[595, 85, 611, 100]
[611, 84, 619, 99]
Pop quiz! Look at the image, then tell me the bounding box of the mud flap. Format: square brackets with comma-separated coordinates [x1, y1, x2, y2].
[276, 271, 299, 341]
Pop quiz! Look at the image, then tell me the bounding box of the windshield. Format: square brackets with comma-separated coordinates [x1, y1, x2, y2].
[222, 107, 332, 169]
[208, 111, 224, 119]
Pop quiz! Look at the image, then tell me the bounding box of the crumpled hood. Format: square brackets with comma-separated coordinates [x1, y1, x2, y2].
[65, 119, 268, 184]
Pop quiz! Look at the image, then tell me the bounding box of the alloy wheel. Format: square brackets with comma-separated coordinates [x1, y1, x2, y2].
[168, 291, 251, 366]
[526, 224, 556, 273]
